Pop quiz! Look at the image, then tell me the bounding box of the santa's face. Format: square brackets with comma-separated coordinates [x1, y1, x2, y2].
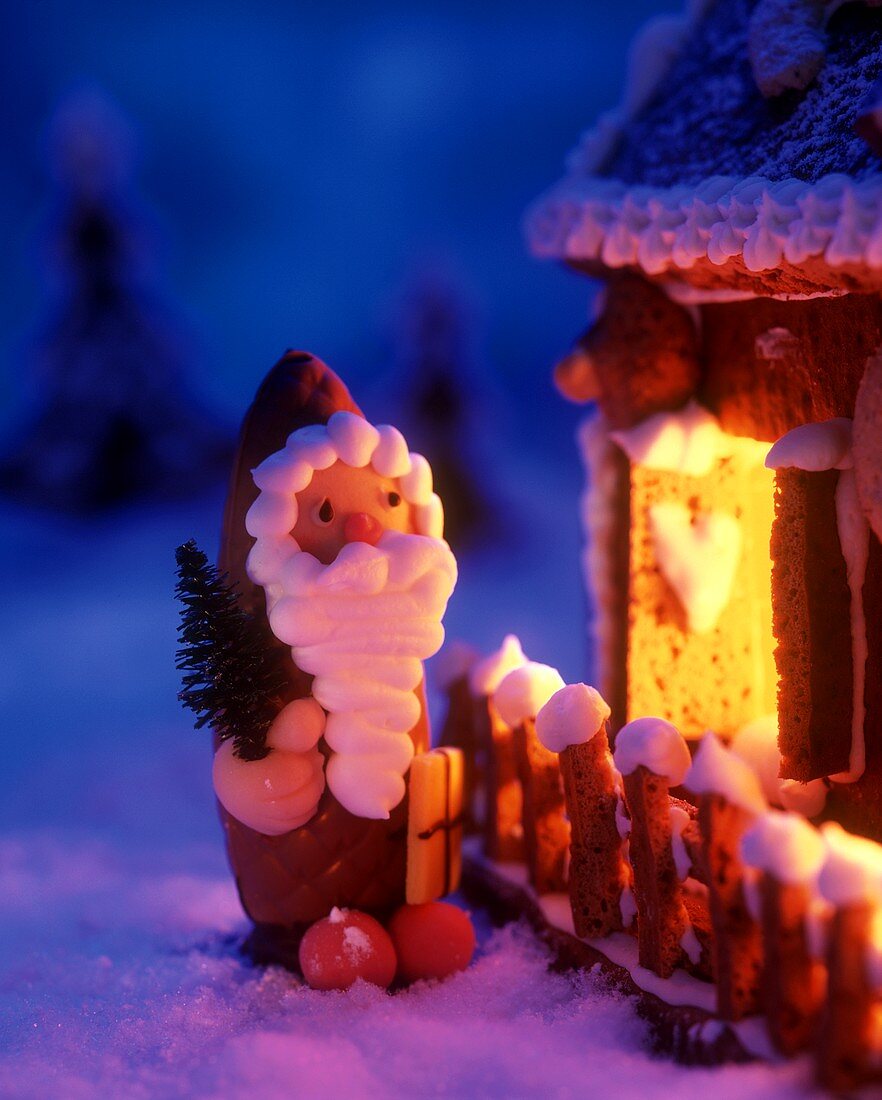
[290, 461, 414, 564]
[245, 412, 456, 819]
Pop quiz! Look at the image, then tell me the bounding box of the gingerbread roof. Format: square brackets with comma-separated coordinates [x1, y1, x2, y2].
[527, 0, 882, 298]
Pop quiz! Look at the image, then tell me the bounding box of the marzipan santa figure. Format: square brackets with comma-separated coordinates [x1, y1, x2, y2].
[205, 351, 464, 973]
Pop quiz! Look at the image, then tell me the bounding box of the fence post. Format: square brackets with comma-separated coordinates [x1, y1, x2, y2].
[469, 637, 529, 862]
[495, 664, 568, 894]
[816, 823, 882, 1091]
[740, 811, 826, 1055]
[614, 717, 692, 978]
[537, 684, 628, 938]
[687, 733, 767, 1020]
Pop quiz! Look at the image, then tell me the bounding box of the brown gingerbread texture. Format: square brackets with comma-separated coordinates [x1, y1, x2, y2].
[817, 903, 882, 1092]
[479, 698, 525, 863]
[557, 272, 700, 428]
[697, 794, 763, 1022]
[559, 728, 626, 938]
[513, 718, 569, 894]
[623, 766, 689, 979]
[757, 875, 823, 1057]
[771, 468, 854, 782]
[217, 351, 430, 951]
[771, 463, 882, 839]
[854, 350, 882, 545]
[700, 293, 882, 444]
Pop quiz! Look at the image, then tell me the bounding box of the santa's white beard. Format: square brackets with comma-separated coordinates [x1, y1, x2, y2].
[262, 530, 457, 819]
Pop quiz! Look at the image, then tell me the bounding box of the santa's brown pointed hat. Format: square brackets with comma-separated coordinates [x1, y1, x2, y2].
[220, 351, 363, 612]
[216, 352, 419, 944]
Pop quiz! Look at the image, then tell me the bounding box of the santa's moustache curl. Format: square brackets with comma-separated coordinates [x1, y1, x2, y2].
[245, 412, 457, 820]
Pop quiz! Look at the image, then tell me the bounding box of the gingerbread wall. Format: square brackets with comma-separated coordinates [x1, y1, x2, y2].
[699, 294, 882, 442]
[577, 284, 882, 834]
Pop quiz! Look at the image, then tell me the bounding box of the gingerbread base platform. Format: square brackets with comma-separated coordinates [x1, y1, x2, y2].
[460, 843, 780, 1069]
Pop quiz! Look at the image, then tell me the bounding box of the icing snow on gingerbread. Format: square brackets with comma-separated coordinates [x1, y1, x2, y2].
[535, 683, 611, 754]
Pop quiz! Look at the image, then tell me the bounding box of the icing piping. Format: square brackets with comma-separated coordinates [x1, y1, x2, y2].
[267, 532, 457, 819]
[833, 469, 870, 781]
[535, 682, 611, 754]
[527, 172, 882, 284]
[679, 924, 702, 966]
[817, 822, 882, 907]
[245, 412, 457, 820]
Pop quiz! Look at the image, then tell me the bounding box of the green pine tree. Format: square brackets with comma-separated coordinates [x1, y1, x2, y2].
[174, 540, 288, 761]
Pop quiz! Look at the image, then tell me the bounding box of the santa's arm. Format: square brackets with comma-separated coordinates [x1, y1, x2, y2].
[212, 698, 327, 836]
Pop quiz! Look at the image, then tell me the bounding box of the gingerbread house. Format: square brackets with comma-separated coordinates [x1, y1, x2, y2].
[526, 0, 882, 840]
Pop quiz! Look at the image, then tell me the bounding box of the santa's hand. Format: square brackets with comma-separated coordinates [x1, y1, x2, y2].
[265, 697, 326, 753]
[213, 738, 325, 836]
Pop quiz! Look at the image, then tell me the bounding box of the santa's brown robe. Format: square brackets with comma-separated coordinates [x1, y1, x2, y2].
[218, 351, 430, 965]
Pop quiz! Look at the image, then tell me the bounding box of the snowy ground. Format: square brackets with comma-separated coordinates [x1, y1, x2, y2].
[0, 473, 824, 1098]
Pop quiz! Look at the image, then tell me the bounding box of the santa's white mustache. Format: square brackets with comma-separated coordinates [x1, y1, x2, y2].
[261, 530, 457, 819]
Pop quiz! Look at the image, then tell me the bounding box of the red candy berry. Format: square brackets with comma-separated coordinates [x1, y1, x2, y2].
[299, 908, 397, 991]
[388, 901, 476, 983]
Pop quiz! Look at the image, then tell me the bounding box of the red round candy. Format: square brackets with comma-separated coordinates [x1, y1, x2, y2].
[298, 908, 397, 991]
[388, 901, 476, 983]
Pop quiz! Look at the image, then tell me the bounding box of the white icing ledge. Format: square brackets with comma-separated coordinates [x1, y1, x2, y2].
[612, 401, 770, 477]
[765, 418, 854, 472]
[526, 172, 882, 283]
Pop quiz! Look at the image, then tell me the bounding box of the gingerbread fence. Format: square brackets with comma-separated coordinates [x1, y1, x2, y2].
[439, 650, 882, 1094]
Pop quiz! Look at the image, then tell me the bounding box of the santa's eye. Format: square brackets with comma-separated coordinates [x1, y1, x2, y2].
[314, 499, 334, 525]
[387, 491, 402, 508]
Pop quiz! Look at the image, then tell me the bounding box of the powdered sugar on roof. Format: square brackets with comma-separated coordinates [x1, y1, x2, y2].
[527, 1, 882, 287]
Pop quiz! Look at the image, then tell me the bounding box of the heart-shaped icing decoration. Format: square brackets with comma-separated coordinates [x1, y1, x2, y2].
[648, 503, 742, 634]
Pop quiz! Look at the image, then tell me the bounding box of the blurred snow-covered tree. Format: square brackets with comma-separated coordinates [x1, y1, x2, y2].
[392, 269, 497, 548]
[0, 89, 231, 512]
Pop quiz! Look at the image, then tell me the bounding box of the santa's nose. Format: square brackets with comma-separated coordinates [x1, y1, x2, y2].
[343, 512, 383, 545]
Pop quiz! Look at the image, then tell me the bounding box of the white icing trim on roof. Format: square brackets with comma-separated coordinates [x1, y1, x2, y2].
[527, 171, 882, 279]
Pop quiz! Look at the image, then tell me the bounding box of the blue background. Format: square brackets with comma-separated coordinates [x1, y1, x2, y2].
[1, 0, 668, 439]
